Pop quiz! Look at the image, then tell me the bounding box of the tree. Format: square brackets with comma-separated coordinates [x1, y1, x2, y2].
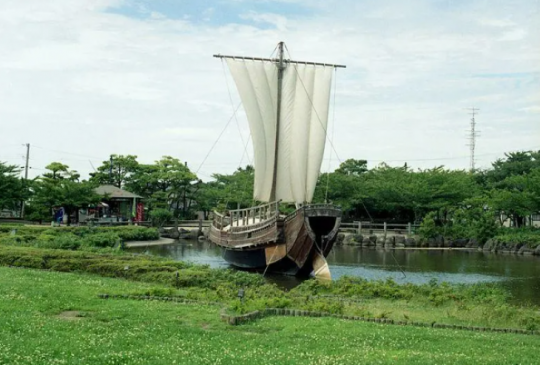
[89, 155, 139, 188]
[485, 150, 540, 187]
[43, 162, 80, 181]
[125, 156, 199, 218]
[335, 159, 368, 176]
[149, 208, 173, 228]
[312, 171, 361, 216]
[205, 166, 254, 211]
[193, 181, 223, 219]
[0, 162, 28, 214]
[32, 164, 101, 225]
[483, 150, 540, 227]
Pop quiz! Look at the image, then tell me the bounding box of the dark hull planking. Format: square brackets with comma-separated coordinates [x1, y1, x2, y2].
[218, 205, 341, 276]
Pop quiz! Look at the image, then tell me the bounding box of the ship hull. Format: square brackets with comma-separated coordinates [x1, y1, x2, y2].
[210, 204, 341, 277]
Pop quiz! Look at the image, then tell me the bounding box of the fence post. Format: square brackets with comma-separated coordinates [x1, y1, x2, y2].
[383, 222, 387, 235]
[357, 221, 362, 234]
[407, 222, 412, 235]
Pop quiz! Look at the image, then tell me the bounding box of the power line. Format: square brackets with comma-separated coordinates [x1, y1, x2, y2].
[32, 145, 105, 161]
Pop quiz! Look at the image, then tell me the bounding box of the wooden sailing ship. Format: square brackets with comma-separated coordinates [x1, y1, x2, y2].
[209, 42, 345, 278]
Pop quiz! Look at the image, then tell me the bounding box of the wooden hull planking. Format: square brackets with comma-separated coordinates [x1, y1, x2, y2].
[210, 204, 341, 276]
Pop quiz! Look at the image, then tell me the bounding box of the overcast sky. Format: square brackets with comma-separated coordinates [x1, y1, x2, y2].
[0, 0, 538, 181]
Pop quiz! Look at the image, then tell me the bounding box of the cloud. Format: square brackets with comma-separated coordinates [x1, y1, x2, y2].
[0, 0, 538, 181]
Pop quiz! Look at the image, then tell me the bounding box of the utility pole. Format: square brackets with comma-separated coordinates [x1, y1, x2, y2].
[20, 143, 30, 218]
[109, 155, 113, 183]
[466, 108, 479, 172]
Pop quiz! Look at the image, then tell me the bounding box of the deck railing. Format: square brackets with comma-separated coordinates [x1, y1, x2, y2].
[212, 201, 280, 231]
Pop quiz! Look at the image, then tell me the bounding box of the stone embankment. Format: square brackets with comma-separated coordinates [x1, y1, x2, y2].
[338, 233, 540, 256]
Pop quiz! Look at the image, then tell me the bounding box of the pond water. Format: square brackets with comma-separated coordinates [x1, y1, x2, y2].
[128, 240, 540, 304]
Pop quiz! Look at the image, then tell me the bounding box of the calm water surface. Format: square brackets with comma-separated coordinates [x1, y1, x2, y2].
[129, 240, 540, 304]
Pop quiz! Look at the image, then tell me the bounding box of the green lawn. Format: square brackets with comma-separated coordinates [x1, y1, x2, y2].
[1, 267, 539, 364]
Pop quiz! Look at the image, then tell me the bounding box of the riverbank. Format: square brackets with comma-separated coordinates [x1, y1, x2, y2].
[1, 266, 540, 364]
[124, 237, 175, 247]
[2, 245, 540, 331]
[338, 232, 540, 256]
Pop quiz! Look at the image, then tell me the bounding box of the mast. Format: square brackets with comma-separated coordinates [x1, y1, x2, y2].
[270, 41, 285, 202]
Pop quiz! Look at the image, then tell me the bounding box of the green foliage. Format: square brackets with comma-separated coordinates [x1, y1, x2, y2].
[89, 154, 139, 188]
[127, 156, 199, 218]
[81, 232, 120, 248]
[43, 162, 79, 181]
[0, 162, 29, 212]
[418, 207, 499, 245]
[483, 151, 540, 227]
[2, 268, 540, 365]
[3, 245, 540, 333]
[38, 234, 83, 250]
[418, 212, 439, 239]
[494, 227, 540, 248]
[314, 164, 478, 222]
[149, 208, 173, 227]
[31, 163, 101, 225]
[335, 159, 368, 176]
[112, 226, 159, 241]
[198, 166, 255, 214]
[0, 225, 159, 250]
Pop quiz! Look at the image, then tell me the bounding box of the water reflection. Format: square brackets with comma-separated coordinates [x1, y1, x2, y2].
[128, 240, 540, 304]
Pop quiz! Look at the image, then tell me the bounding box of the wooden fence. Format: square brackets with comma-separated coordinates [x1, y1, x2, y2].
[340, 221, 420, 235]
[175, 220, 419, 235]
[2, 218, 420, 234]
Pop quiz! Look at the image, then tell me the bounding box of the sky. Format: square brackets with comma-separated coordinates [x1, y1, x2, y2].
[0, 0, 539, 181]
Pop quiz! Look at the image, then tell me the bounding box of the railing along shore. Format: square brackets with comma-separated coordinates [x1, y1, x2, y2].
[1, 218, 420, 235]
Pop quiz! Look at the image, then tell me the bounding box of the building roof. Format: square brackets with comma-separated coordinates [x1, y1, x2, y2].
[95, 185, 142, 199]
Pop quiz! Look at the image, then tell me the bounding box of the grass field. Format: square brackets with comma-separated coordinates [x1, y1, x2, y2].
[1, 266, 539, 365]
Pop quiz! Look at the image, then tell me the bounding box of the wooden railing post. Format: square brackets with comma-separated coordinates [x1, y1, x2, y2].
[383, 222, 387, 235]
[407, 222, 412, 235]
[357, 221, 361, 234]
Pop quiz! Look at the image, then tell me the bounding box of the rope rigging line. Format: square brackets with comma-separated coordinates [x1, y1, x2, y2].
[221, 59, 252, 167]
[390, 250, 407, 279]
[195, 102, 242, 174]
[237, 133, 252, 168]
[262, 245, 279, 277]
[360, 199, 374, 223]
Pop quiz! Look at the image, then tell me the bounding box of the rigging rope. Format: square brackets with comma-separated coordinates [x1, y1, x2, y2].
[390, 250, 407, 279]
[195, 102, 242, 174]
[221, 59, 252, 166]
[262, 245, 279, 277]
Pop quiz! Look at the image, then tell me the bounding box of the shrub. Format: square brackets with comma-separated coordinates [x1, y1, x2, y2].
[37, 234, 82, 250]
[494, 227, 540, 248]
[111, 227, 159, 241]
[149, 209, 173, 228]
[81, 232, 121, 248]
[418, 212, 441, 239]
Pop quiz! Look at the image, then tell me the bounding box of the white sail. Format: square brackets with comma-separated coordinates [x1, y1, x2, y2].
[226, 59, 334, 204]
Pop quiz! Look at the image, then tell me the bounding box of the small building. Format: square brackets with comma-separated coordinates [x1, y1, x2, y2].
[80, 185, 144, 223]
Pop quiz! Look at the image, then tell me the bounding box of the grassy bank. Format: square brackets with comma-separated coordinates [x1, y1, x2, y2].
[1, 245, 540, 331]
[0, 225, 159, 251]
[1, 267, 540, 364]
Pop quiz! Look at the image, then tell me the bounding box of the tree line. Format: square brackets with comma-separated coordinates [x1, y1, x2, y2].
[0, 151, 538, 229]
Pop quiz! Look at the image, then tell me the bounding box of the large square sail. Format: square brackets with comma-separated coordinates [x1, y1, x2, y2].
[223, 50, 339, 204]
